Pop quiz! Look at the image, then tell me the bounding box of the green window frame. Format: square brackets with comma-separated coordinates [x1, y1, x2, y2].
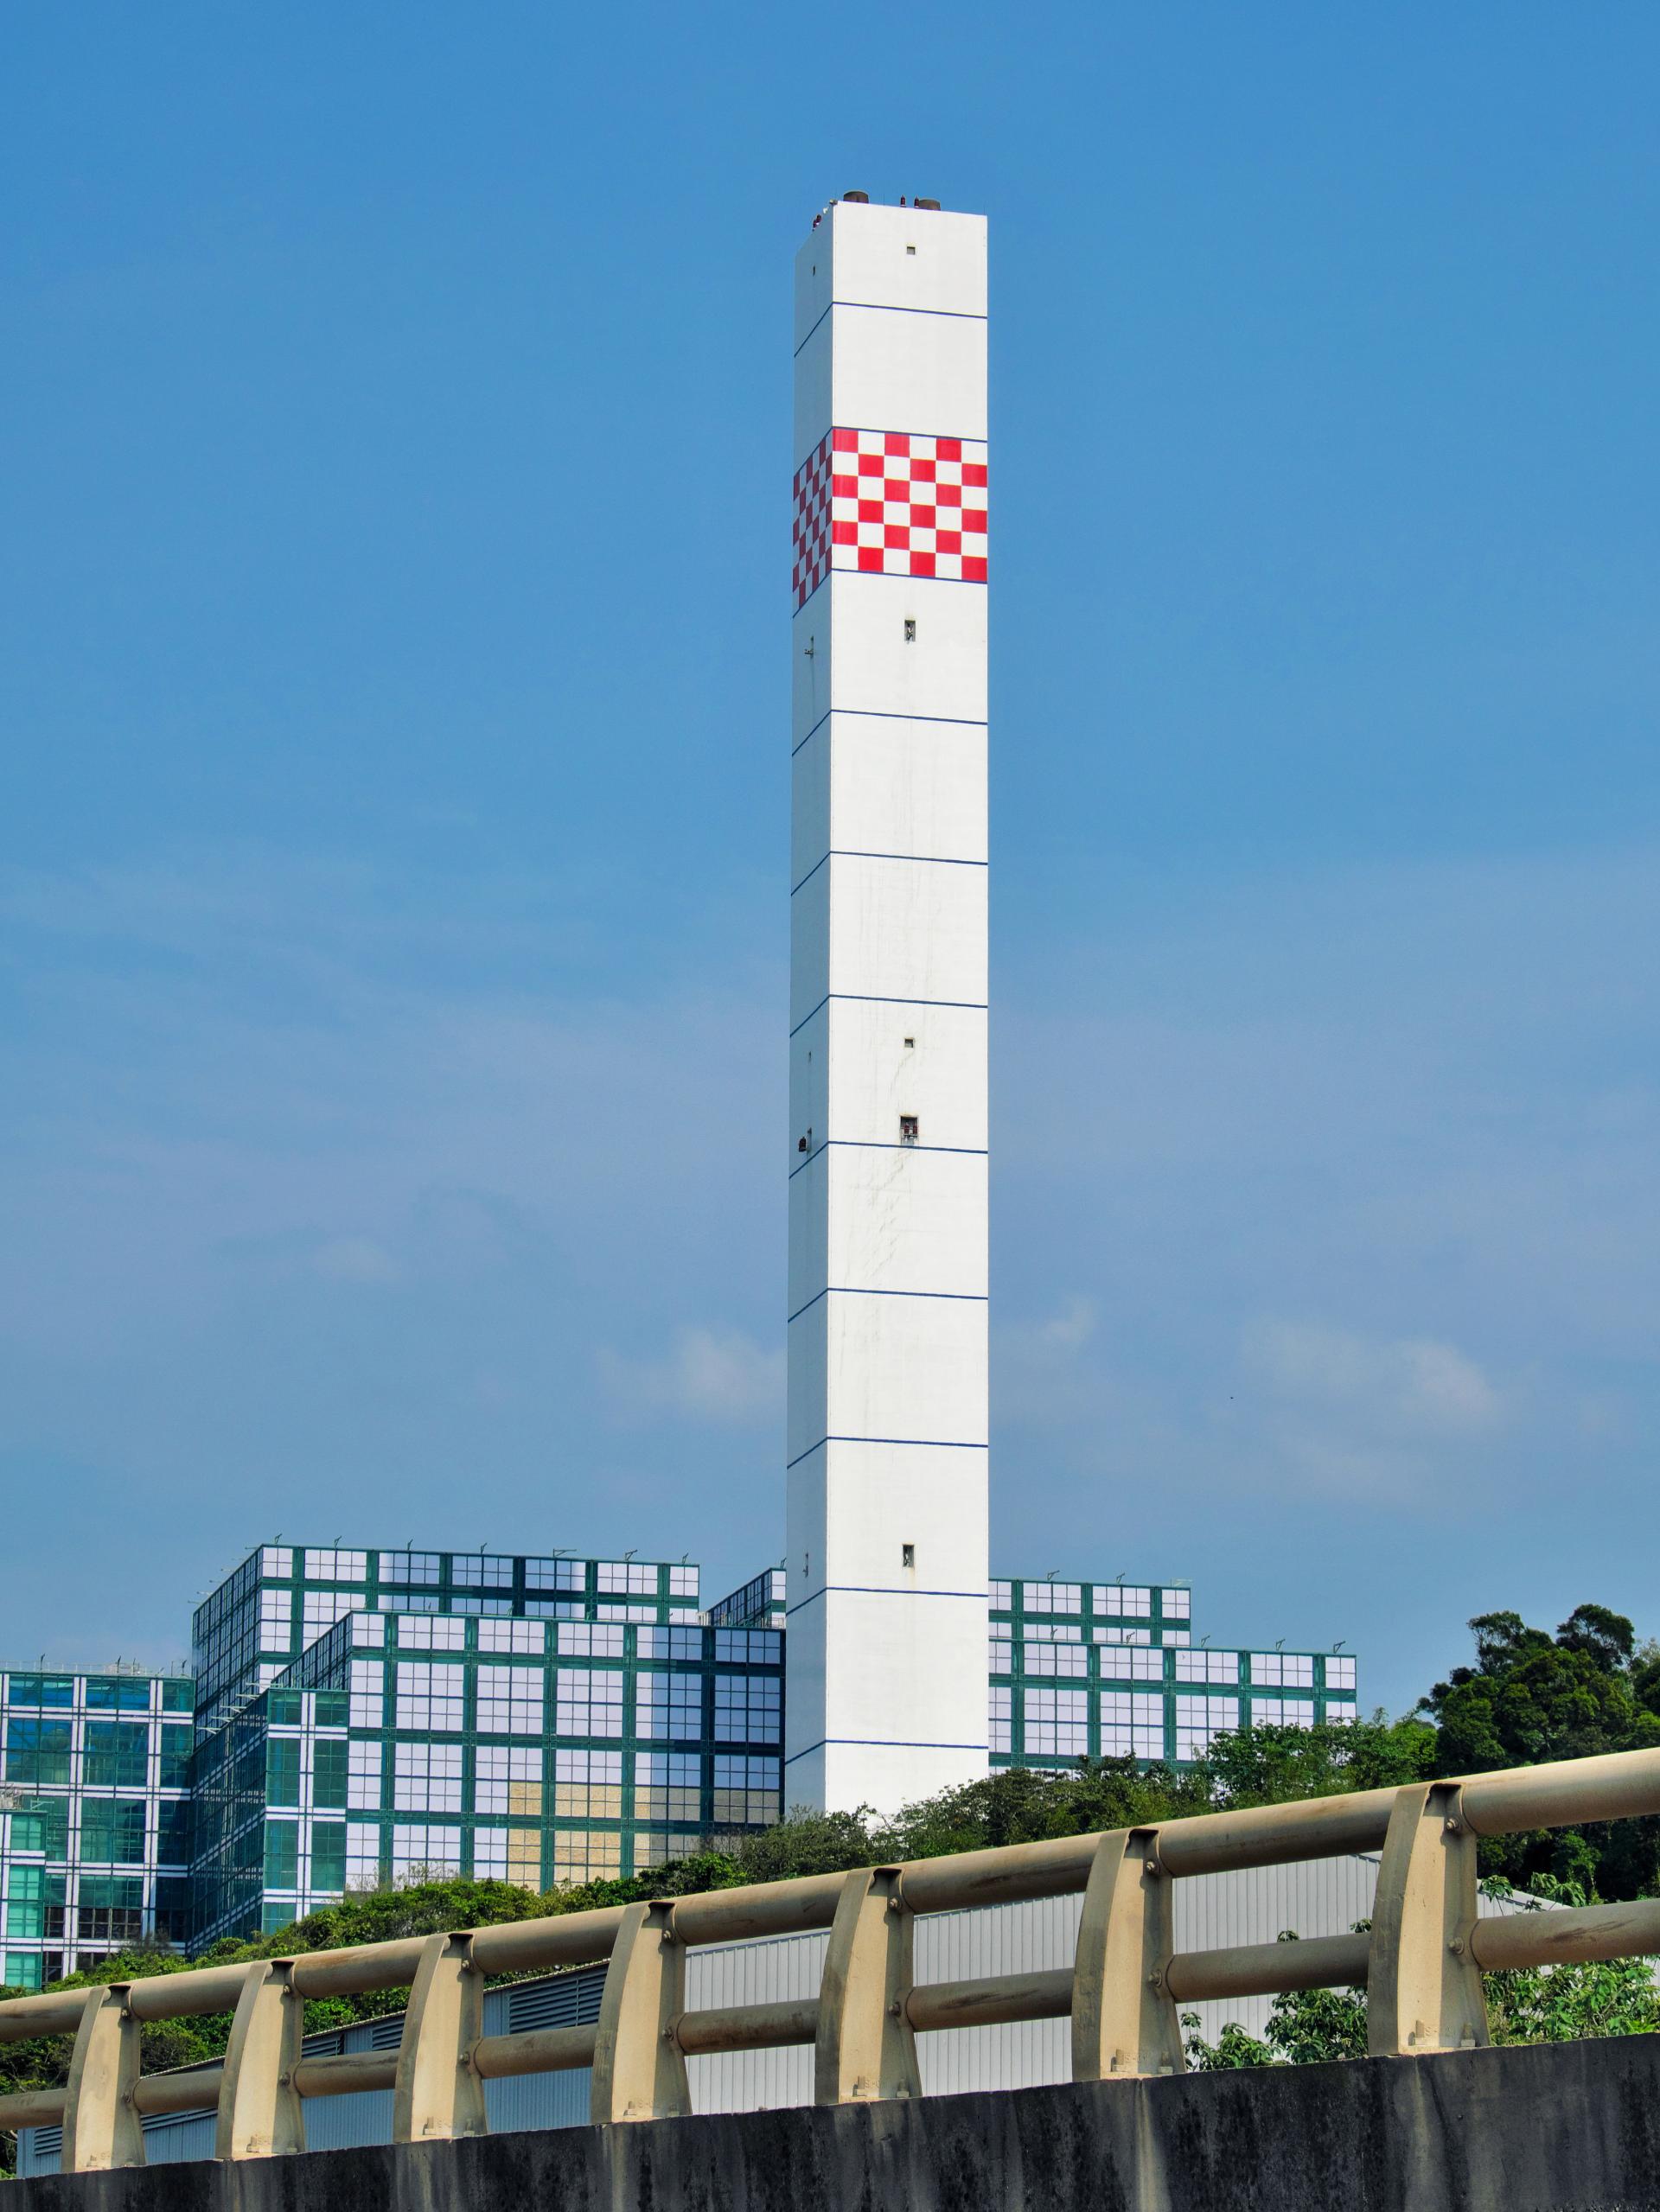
[312, 1739, 348, 1811]
[4, 1719, 72, 1788]
[84, 1722, 149, 1788]
[86, 1679, 150, 1712]
[80, 1799, 148, 1865]
[156, 1801, 193, 1865]
[158, 1724, 193, 1789]
[4, 1675, 72, 1709]
[266, 1738, 302, 1807]
[264, 1820, 300, 1890]
[10, 1797, 68, 1858]
[310, 1821, 347, 1892]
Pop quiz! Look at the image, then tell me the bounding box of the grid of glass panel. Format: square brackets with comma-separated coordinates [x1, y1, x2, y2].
[0, 1671, 194, 1992]
[705, 1568, 787, 1630]
[191, 1547, 703, 1736]
[986, 1579, 1359, 1772]
[191, 1612, 782, 1946]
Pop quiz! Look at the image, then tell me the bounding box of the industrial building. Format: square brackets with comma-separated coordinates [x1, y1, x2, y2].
[0, 1542, 1353, 1974]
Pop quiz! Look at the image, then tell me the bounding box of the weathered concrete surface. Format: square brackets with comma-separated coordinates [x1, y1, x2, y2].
[15, 2035, 1660, 2212]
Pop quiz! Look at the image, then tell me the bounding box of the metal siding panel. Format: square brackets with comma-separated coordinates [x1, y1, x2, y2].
[686, 1929, 825, 2113]
[294, 2088, 395, 2149]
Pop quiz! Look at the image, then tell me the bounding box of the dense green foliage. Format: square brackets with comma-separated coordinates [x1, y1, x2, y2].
[1425, 1606, 1660, 1898]
[4, 1600, 1658, 2170]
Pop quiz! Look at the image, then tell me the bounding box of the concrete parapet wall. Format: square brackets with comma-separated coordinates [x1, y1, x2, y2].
[14, 2036, 1660, 2212]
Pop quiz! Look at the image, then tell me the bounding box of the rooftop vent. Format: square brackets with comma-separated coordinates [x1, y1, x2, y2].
[842, 188, 870, 203]
[914, 197, 942, 211]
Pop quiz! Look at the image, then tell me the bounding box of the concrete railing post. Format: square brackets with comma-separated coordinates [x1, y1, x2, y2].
[815, 1866, 920, 2105]
[1071, 1828, 1184, 2081]
[216, 1960, 305, 2161]
[591, 1901, 691, 2124]
[393, 1932, 488, 2144]
[61, 1985, 145, 2173]
[1368, 1782, 1489, 2056]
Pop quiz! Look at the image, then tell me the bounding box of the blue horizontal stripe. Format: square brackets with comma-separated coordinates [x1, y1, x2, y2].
[789, 992, 987, 1039]
[786, 1437, 988, 1469]
[787, 1285, 988, 1325]
[785, 1735, 990, 1764]
[787, 1585, 988, 1616]
[792, 850, 987, 896]
[788, 1139, 987, 1181]
[791, 706, 987, 759]
[794, 301, 988, 361]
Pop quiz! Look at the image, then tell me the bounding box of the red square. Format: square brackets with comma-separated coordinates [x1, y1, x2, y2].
[801, 426, 984, 599]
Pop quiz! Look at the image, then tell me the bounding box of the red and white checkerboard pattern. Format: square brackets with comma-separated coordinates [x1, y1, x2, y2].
[792, 428, 987, 607]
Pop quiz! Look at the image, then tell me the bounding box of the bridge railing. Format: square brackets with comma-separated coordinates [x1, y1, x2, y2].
[7, 1745, 1660, 2170]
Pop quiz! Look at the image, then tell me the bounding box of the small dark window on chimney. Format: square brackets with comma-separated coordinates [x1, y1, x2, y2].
[906, 245, 916, 256]
[900, 1116, 919, 1144]
[902, 1543, 916, 1569]
[903, 618, 916, 642]
[903, 1036, 915, 1049]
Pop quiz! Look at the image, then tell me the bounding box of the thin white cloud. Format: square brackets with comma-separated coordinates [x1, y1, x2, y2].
[598, 1326, 783, 1427]
[1242, 1318, 1502, 1436]
[312, 1236, 400, 1284]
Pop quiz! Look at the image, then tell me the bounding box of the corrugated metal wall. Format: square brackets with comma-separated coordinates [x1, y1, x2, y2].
[15, 1856, 1567, 2171]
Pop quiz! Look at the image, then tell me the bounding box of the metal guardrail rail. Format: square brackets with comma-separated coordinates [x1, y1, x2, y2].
[6, 1747, 1660, 2169]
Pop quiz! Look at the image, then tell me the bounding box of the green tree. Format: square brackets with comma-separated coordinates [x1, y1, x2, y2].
[1424, 1606, 1660, 1896]
[1196, 1714, 1437, 1809]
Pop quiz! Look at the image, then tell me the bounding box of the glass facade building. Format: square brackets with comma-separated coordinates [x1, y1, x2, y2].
[988, 1578, 1357, 1769]
[0, 1668, 194, 1992]
[192, 1546, 701, 1736]
[3, 1544, 1358, 1967]
[191, 1608, 783, 1941]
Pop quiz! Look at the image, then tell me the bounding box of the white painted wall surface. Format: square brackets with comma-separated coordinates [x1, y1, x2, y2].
[786, 200, 990, 1814]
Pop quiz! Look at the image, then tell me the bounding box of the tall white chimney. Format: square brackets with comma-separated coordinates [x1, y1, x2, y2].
[784, 196, 990, 1814]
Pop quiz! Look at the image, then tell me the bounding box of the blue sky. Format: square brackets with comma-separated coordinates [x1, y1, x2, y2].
[3, 4, 1657, 1720]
